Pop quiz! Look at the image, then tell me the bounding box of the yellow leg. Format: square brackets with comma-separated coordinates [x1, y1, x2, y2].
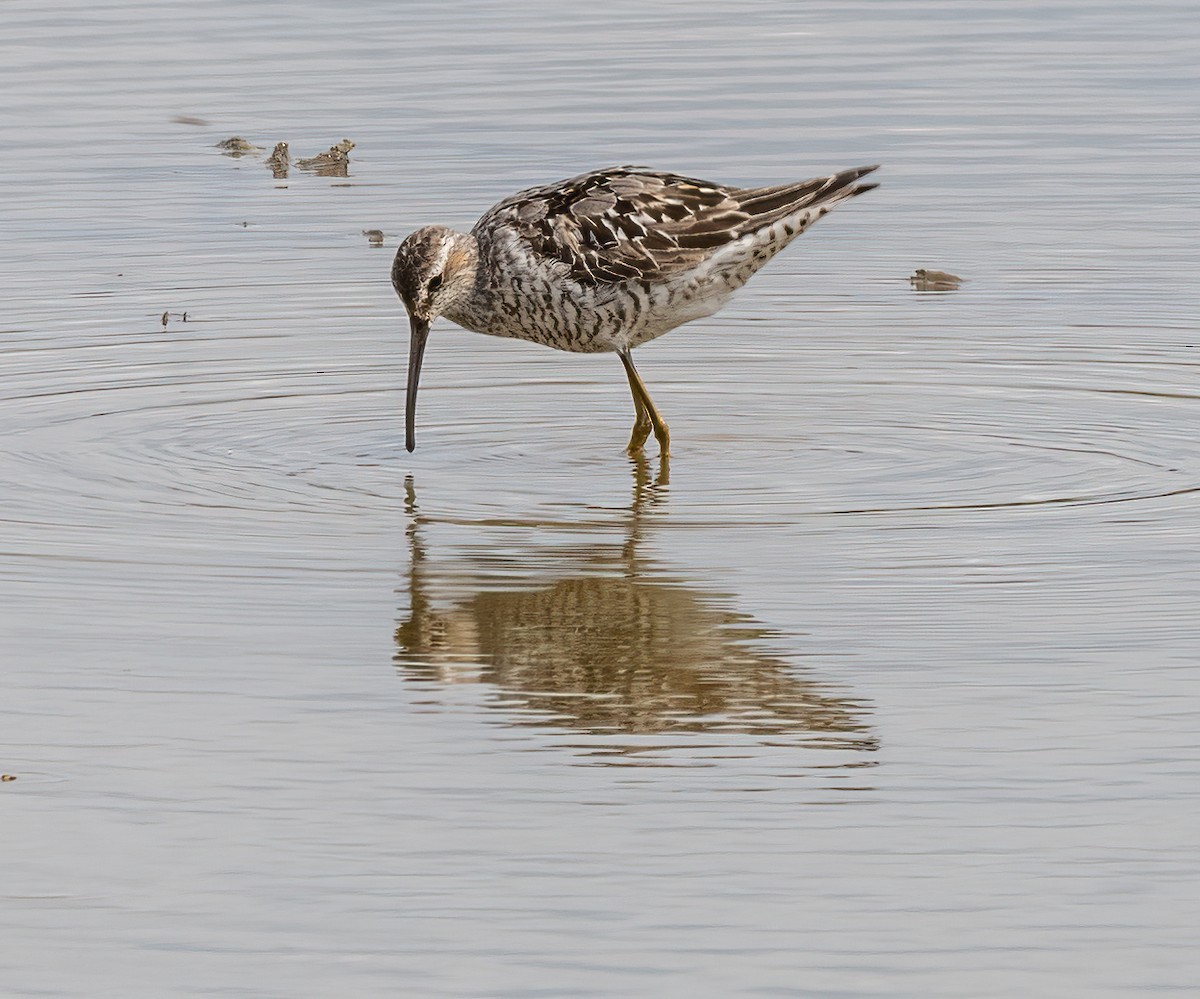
[619, 350, 670, 458]
[623, 368, 653, 454]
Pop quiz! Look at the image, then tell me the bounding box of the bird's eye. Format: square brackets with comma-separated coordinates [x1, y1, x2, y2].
[427, 274, 443, 293]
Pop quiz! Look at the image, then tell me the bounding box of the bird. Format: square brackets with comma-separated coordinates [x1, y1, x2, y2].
[391, 163, 879, 456]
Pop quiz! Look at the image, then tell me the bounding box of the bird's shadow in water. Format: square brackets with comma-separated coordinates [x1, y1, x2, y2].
[394, 457, 877, 768]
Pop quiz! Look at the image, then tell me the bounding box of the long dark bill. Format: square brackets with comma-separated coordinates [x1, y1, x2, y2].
[405, 314, 430, 452]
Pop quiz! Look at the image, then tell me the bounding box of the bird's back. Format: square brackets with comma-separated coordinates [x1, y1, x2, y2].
[446, 165, 879, 353]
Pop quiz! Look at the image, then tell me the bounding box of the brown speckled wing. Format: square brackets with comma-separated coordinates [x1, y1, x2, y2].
[474, 165, 878, 286]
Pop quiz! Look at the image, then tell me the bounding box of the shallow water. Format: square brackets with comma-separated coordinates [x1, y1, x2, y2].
[3, 1, 1199, 995]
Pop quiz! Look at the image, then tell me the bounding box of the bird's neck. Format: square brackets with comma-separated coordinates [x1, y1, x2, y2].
[441, 232, 485, 327]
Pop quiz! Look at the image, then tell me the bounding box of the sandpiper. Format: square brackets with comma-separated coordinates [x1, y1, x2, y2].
[392, 164, 879, 456]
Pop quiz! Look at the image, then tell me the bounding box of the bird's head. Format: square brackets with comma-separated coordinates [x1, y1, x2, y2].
[391, 225, 479, 451]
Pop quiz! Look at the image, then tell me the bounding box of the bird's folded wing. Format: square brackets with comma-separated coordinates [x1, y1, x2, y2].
[475, 166, 837, 286]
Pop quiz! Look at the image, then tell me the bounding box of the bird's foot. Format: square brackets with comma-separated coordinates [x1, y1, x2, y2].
[626, 419, 653, 455]
[653, 425, 670, 459]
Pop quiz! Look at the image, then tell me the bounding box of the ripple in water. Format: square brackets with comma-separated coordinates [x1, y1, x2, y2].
[4, 331, 1199, 561]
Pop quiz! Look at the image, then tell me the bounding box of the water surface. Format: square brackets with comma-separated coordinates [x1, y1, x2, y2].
[2, 1, 1198, 996]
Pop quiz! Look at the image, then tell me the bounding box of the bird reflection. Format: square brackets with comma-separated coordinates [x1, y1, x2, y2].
[395, 459, 875, 759]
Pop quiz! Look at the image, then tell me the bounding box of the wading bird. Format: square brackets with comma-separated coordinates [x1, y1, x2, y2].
[392, 164, 879, 456]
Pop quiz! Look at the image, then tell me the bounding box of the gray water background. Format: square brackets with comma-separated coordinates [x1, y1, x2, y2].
[2, 1, 1198, 995]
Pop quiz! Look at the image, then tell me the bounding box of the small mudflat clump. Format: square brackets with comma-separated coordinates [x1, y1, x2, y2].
[215, 136, 260, 156]
[910, 268, 964, 292]
[265, 141, 290, 178]
[298, 139, 355, 177]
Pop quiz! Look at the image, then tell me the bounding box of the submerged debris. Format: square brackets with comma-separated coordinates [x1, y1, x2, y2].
[910, 268, 964, 292]
[215, 136, 260, 157]
[297, 138, 355, 177]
